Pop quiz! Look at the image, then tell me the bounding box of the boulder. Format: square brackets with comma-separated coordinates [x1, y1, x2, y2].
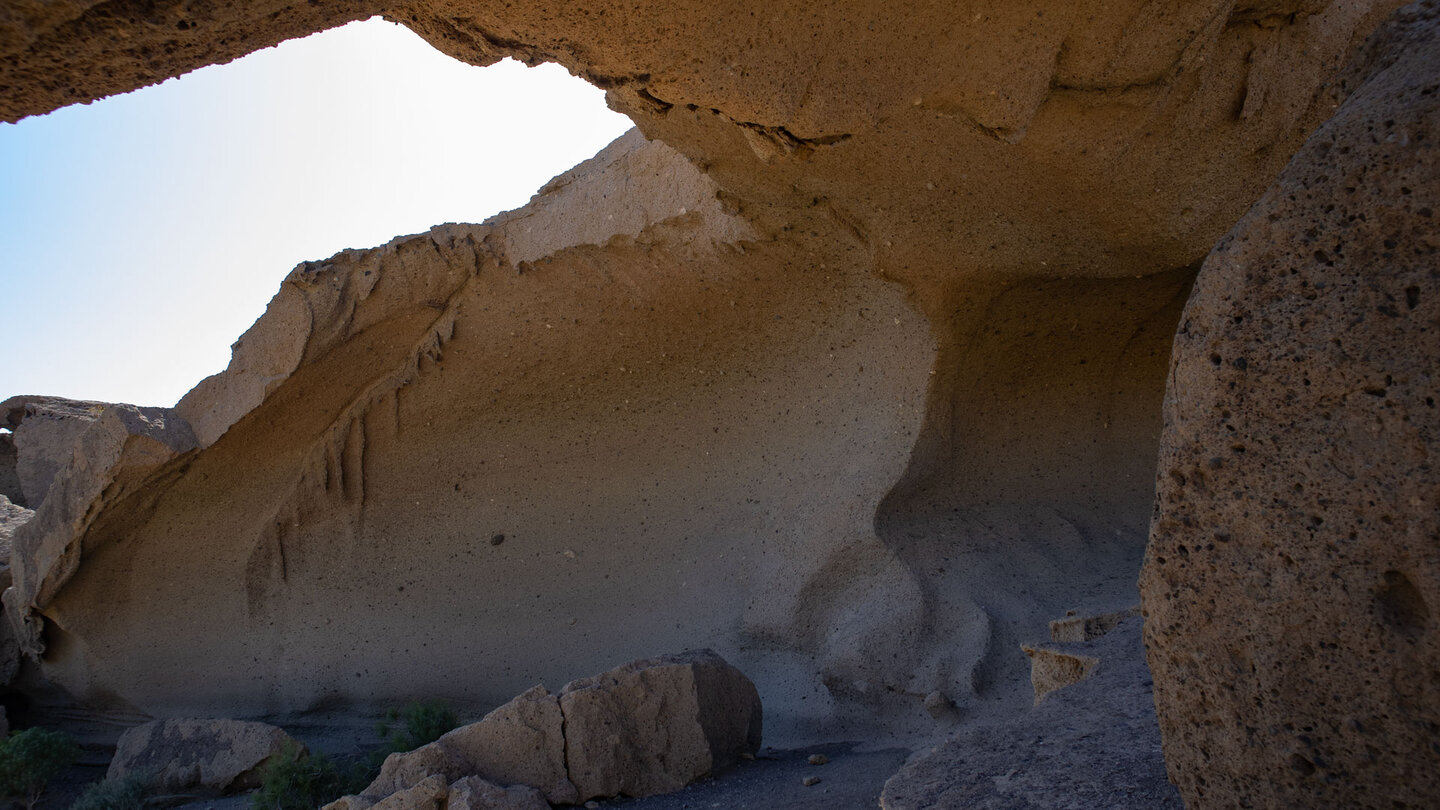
[435, 685, 575, 804]
[364, 685, 575, 805]
[446, 776, 550, 810]
[559, 649, 763, 800]
[350, 650, 760, 806]
[107, 718, 303, 793]
[371, 774, 448, 810]
[1142, 2, 1440, 806]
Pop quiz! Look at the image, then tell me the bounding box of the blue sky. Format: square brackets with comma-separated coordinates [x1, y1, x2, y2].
[0, 18, 632, 408]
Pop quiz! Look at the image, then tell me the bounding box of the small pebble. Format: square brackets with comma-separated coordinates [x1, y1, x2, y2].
[739, 751, 755, 761]
[802, 776, 822, 787]
[585, 802, 600, 810]
[807, 753, 829, 765]
[490, 534, 505, 546]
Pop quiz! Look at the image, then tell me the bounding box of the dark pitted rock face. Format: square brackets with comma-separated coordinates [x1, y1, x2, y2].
[1141, 2, 1440, 806]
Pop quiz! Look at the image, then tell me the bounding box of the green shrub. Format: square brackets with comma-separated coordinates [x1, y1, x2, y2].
[375, 701, 458, 755]
[0, 727, 80, 810]
[249, 742, 369, 810]
[69, 775, 148, 810]
[250, 701, 458, 810]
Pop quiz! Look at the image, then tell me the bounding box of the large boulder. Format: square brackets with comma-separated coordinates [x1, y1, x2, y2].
[107, 718, 303, 793]
[365, 685, 575, 805]
[559, 649, 764, 800]
[351, 650, 760, 805]
[1141, 1, 1440, 806]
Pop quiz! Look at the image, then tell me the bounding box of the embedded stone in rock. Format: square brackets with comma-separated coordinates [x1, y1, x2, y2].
[1141, 2, 1440, 806]
[559, 648, 763, 801]
[1048, 605, 1140, 643]
[107, 718, 302, 793]
[439, 685, 575, 803]
[1020, 642, 1101, 705]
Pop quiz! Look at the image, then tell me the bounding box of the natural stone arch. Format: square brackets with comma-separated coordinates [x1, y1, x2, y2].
[0, 0, 1424, 795]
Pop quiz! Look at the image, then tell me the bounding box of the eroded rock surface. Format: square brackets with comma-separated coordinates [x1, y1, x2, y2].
[1142, 2, 1440, 806]
[1, 396, 108, 508]
[108, 718, 302, 793]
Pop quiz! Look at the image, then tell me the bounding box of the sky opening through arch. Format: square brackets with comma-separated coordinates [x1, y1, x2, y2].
[0, 17, 633, 408]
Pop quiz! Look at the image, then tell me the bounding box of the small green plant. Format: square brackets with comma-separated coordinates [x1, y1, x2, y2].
[249, 742, 368, 810]
[375, 700, 458, 755]
[0, 727, 80, 810]
[69, 775, 149, 810]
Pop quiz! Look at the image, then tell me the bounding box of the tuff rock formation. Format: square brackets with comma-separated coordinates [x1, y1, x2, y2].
[1141, 2, 1440, 806]
[0, 0, 1436, 806]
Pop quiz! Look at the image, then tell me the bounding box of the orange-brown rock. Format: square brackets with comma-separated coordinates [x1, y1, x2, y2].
[1141, 2, 1440, 805]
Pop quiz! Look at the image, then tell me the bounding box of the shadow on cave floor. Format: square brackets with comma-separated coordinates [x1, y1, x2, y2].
[593, 742, 909, 810]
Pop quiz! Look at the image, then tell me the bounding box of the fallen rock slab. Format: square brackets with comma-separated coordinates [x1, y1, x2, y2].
[107, 718, 303, 793]
[559, 649, 764, 800]
[348, 650, 761, 806]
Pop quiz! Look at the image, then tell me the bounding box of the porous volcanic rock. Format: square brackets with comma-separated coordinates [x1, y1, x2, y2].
[107, 718, 302, 793]
[1141, 1, 1440, 806]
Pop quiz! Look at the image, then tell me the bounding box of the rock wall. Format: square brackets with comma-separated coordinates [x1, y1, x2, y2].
[1142, 2, 1440, 805]
[0, 0, 1429, 794]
